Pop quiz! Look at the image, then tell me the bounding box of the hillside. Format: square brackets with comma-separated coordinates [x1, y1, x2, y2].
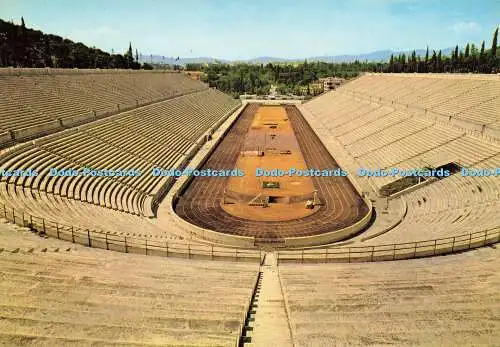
[0, 18, 150, 69]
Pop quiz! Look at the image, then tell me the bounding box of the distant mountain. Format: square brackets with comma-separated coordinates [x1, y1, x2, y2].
[236, 56, 296, 64]
[309, 47, 455, 63]
[138, 55, 229, 65]
[140, 48, 457, 65]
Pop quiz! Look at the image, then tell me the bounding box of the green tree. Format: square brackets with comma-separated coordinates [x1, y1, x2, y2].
[129, 43, 134, 65]
[480, 41, 485, 57]
[451, 45, 458, 72]
[459, 50, 464, 68]
[436, 50, 441, 72]
[470, 43, 477, 57]
[491, 27, 498, 57]
[431, 50, 437, 72]
[0, 18, 145, 69]
[424, 46, 429, 72]
[470, 44, 478, 71]
[478, 41, 487, 72]
[410, 50, 416, 72]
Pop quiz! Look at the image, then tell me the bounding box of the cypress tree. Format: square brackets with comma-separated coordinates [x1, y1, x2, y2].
[464, 43, 470, 58]
[453, 45, 459, 72]
[411, 50, 416, 72]
[424, 46, 429, 72]
[491, 27, 498, 57]
[437, 50, 442, 72]
[127, 42, 133, 67]
[471, 43, 477, 57]
[470, 44, 478, 72]
[477, 41, 485, 72]
[431, 50, 437, 72]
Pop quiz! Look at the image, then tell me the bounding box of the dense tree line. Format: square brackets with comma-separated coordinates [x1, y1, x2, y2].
[0, 18, 153, 69]
[190, 27, 499, 97]
[385, 27, 499, 73]
[189, 60, 378, 98]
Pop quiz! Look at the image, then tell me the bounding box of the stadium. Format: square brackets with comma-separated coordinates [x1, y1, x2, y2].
[0, 2, 499, 347]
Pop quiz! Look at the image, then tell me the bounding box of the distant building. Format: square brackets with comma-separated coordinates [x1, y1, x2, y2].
[185, 71, 203, 81]
[320, 77, 345, 91]
[299, 82, 323, 96]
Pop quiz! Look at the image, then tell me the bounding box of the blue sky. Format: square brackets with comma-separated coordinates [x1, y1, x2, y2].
[1, 0, 498, 59]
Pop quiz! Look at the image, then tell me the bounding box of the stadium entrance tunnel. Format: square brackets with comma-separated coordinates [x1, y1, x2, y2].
[268, 196, 282, 204]
[173, 103, 372, 247]
[379, 161, 463, 197]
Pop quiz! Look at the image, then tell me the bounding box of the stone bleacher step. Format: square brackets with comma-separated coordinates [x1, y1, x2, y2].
[0, 305, 242, 332]
[0, 332, 236, 347]
[0, 317, 237, 346]
[0, 290, 248, 317]
[0, 256, 256, 283]
[0, 332, 172, 347]
[0, 272, 251, 294]
[0, 281, 250, 309]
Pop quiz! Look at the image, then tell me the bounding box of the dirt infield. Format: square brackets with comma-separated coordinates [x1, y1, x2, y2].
[175, 104, 369, 241]
[222, 105, 317, 221]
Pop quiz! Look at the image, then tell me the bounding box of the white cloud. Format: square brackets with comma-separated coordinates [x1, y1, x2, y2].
[449, 21, 481, 34]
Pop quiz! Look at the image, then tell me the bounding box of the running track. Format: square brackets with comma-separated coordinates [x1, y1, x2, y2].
[175, 104, 369, 240]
